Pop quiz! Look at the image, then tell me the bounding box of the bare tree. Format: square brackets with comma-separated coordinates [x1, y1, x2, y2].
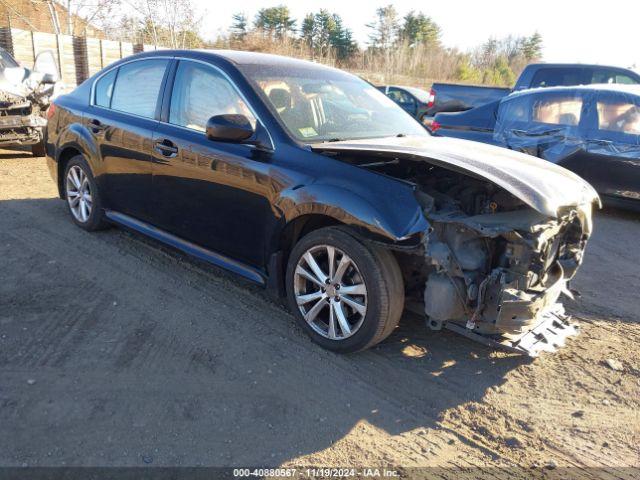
[60, 0, 122, 35]
[122, 0, 203, 48]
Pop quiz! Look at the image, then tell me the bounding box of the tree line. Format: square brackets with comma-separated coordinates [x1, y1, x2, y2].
[69, 0, 544, 87]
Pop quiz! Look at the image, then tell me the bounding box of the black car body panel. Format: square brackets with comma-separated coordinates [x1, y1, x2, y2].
[46, 50, 600, 355]
[434, 84, 640, 208]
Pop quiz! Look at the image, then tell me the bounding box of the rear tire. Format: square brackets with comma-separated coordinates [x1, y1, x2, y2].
[285, 226, 404, 353]
[63, 155, 108, 231]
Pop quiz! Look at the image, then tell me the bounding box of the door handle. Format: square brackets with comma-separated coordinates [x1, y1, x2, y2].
[89, 118, 107, 134]
[154, 139, 178, 158]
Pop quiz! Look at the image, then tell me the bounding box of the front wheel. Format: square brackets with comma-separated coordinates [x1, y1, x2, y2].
[285, 226, 404, 353]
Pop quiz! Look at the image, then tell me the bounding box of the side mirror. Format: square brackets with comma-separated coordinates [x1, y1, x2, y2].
[206, 114, 254, 143]
[33, 50, 60, 83]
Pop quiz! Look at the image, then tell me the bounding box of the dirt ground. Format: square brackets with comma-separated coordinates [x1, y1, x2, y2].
[0, 150, 638, 477]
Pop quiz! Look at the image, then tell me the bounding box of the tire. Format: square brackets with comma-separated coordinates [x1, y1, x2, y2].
[285, 226, 404, 353]
[63, 155, 108, 231]
[31, 140, 46, 157]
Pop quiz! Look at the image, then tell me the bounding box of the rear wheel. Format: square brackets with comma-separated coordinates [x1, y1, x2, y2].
[63, 155, 108, 231]
[285, 226, 404, 353]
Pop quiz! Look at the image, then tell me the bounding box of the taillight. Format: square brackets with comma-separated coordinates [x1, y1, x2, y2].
[427, 88, 435, 108]
[46, 102, 56, 120]
[430, 120, 441, 133]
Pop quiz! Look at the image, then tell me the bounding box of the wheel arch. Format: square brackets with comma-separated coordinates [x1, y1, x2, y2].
[56, 145, 83, 198]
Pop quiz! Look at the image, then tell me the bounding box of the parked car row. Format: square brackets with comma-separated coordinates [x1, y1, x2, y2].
[379, 63, 640, 124]
[432, 85, 640, 210]
[378, 63, 640, 210]
[45, 50, 598, 356]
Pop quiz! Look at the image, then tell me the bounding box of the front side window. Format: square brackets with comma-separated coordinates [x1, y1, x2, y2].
[94, 68, 117, 108]
[597, 97, 640, 135]
[532, 95, 582, 126]
[239, 64, 427, 142]
[111, 59, 168, 119]
[169, 61, 256, 132]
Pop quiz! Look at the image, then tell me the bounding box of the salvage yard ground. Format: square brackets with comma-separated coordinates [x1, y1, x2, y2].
[0, 149, 638, 477]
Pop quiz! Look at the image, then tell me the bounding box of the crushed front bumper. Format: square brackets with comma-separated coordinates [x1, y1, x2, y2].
[0, 114, 46, 146]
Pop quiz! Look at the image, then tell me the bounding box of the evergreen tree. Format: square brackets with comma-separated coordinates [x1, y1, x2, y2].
[400, 11, 440, 46]
[230, 12, 248, 40]
[254, 6, 296, 38]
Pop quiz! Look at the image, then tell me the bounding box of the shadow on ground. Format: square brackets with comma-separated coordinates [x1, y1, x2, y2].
[3, 197, 615, 467]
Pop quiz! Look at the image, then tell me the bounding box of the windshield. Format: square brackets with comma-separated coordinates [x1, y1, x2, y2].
[0, 48, 19, 69]
[239, 63, 428, 142]
[402, 86, 431, 103]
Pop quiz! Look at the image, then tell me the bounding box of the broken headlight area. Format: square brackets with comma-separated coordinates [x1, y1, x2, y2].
[0, 80, 53, 147]
[407, 176, 591, 356]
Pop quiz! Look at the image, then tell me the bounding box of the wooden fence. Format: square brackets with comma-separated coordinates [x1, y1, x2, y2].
[0, 27, 161, 88]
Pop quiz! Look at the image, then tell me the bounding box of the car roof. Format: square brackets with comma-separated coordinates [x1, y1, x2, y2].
[525, 62, 636, 71]
[131, 48, 344, 73]
[506, 83, 640, 100]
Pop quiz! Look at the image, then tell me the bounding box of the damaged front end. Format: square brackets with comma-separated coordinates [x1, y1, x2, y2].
[313, 137, 599, 356]
[0, 49, 61, 149]
[421, 195, 591, 356]
[0, 89, 48, 146]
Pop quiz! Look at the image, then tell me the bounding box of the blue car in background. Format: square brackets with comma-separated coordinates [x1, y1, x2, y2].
[433, 84, 640, 210]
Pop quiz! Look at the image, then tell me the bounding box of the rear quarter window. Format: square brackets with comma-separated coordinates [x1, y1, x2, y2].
[94, 68, 117, 107]
[110, 59, 168, 118]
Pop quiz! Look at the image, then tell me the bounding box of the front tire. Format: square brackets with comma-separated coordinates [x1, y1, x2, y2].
[285, 226, 404, 353]
[63, 155, 107, 231]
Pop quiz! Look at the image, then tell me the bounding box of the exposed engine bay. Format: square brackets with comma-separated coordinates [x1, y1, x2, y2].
[327, 149, 594, 356]
[0, 48, 61, 153]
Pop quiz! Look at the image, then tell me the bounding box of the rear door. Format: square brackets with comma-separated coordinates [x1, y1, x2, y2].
[86, 58, 170, 221]
[496, 90, 585, 162]
[577, 92, 640, 201]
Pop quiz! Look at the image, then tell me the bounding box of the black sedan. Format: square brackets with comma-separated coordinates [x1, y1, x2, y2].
[46, 50, 599, 356]
[433, 84, 640, 210]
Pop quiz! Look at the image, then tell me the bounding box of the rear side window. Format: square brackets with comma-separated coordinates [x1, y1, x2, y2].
[94, 68, 117, 107]
[531, 68, 582, 88]
[111, 59, 168, 119]
[532, 95, 582, 126]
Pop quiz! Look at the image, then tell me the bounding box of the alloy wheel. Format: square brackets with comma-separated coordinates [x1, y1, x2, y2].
[66, 165, 93, 223]
[293, 244, 368, 340]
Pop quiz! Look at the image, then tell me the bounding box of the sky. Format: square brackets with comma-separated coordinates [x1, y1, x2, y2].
[192, 0, 639, 70]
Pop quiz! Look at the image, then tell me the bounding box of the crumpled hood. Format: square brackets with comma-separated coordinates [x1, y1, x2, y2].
[312, 135, 600, 217]
[0, 67, 50, 98]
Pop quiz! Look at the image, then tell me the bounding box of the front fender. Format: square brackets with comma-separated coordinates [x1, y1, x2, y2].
[276, 183, 430, 244]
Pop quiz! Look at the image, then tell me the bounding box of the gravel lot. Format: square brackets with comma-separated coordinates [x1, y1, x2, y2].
[0, 150, 638, 477]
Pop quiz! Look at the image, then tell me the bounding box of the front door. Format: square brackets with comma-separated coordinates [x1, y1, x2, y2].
[151, 60, 276, 268]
